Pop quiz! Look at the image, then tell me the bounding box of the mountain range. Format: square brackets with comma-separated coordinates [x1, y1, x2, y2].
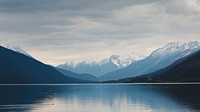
[1, 41, 200, 83]
[99, 41, 200, 81]
[58, 53, 145, 77]
[119, 48, 200, 83]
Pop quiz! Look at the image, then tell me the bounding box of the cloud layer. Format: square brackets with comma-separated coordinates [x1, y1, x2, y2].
[0, 0, 200, 65]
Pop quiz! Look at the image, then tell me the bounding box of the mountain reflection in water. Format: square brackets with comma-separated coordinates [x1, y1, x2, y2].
[0, 84, 200, 112]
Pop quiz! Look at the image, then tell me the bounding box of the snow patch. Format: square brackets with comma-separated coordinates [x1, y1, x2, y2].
[1, 44, 32, 58]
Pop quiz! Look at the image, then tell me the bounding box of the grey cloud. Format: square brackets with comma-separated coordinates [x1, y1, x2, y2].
[0, 0, 164, 13]
[1, 0, 200, 65]
[0, 0, 168, 35]
[163, 0, 200, 15]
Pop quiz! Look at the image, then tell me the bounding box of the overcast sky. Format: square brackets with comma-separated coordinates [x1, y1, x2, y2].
[0, 0, 200, 66]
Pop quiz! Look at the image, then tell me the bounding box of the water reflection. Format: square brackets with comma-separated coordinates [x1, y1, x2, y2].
[0, 84, 200, 112]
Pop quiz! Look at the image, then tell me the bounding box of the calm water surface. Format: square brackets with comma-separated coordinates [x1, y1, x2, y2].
[0, 84, 200, 112]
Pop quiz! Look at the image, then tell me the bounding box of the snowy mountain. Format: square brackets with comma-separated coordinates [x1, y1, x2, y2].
[147, 41, 200, 73]
[0, 44, 32, 58]
[100, 41, 200, 81]
[119, 49, 200, 83]
[100, 54, 139, 68]
[151, 41, 200, 58]
[57, 53, 145, 77]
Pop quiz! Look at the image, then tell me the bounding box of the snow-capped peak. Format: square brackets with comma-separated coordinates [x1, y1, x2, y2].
[151, 41, 200, 57]
[96, 53, 145, 68]
[60, 52, 145, 69]
[1, 44, 32, 58]
[61, 61, 78, 68]
[108, 54, 135, 68]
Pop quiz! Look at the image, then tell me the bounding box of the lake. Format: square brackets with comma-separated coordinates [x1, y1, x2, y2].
[0, 84, 200, 112]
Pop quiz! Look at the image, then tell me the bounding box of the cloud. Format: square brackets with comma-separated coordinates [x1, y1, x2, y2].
[0, 0, 200, 65]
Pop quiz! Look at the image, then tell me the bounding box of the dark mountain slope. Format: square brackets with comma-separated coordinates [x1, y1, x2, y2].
[0, 46, 83, 84]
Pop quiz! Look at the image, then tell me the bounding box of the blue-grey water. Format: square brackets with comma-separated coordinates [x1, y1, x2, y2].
[0, 84, 200, 112]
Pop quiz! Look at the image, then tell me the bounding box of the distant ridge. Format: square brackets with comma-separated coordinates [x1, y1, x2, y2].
[58, 53, 145, 77]
[55, 67, 99, 82]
